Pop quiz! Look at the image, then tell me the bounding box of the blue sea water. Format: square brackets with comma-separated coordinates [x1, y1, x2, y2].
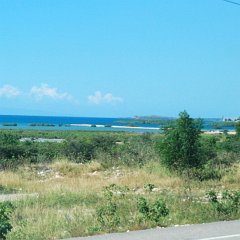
[0, 115, 235, 132]
[0, 115, 125, 126]
[0, 115, 156, 132]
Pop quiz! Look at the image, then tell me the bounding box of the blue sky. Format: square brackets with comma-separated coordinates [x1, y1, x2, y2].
[0, 0, 239, 118]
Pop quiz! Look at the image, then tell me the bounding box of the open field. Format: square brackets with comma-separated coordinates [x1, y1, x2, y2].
[1, 160, 240, 240]
[0, 126, 240, 240]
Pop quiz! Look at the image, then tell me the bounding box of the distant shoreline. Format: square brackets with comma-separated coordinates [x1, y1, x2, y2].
[70, 124, 237, 134]
[0, 115, 237, 133]
[203, 130, 236, 135]
[70, 124, 160, 130]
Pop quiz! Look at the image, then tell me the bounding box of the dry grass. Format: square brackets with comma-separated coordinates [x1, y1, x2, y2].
[51, 159, 103, 177]
[2, 161, 240, 196]
[1, 161, 240, 240]
[222, 163, 240, 189]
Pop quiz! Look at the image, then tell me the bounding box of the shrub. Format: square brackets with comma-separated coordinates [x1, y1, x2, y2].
[220, 135, 240, 154]
[157, 111, 203, 173]
[207, 190, 240, 219]
[0, 131, 64, 168]
[144, 183, 156, 192]
[200, 137, 217, 161]
[115, 138, 156, 167]
[190, 166, 222, 181]
[0, 132, 18, 145]
[137, 197, 169, 224]
[63, 135, 117, 163]
[236, 121, 240, 137]
[91, 135, 116, 152]
[0, 201, 15, 239]
[0, 185, 18, 194]
[96, 186, 120, 231]
[63, 140, 94, 163]
[103, 184, 129, 197]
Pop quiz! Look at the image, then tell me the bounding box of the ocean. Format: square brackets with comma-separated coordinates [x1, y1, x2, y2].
[0, 115, 157, 132]
[0, 115, 235, 132]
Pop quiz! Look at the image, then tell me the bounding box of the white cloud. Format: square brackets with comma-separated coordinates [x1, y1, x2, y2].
[88, 91, 123, 105]
[30, 84, 73, 101]
[0, 85, 21, 98]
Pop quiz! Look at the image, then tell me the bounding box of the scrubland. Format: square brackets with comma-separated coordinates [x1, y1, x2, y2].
[0, 125, 240, 239]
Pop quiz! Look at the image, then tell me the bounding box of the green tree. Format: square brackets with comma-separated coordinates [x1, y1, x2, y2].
[158, 111, 203, 172]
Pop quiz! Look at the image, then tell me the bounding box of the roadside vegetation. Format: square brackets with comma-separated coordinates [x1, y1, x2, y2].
[0, 111, 240, 239]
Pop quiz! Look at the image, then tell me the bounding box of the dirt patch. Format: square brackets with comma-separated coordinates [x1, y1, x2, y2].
[0, 193, 38, 202]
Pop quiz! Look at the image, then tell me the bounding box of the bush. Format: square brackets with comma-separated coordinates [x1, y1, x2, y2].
[144, 183, 156, 192]
[0, 201, 15, 239]
[0, 132, 18, 145]
[137, 197, 169, 224]
[207, 190, 240, 219]
[200, 137, 217, 161]
[63, 140, 94, 163]
[96, 186, 121, 231]
[157, 111, 203, 172]
[220, 135, 240, 154]
[114, 137, 156, 167]
[236, 122, 240, 137]
[0, 185, 18, 194]
[0, 132, 24, 167]
[63, 135, 117, 163]
[91, 135, 116, 152]
[189, 166, 222, 181]
[0, 131, 65, 168]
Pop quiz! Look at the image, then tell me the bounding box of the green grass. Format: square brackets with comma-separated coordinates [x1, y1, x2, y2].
[0, 185, 19, 194]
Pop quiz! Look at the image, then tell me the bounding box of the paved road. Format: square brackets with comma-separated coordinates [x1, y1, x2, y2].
[64, 220, 240, 240]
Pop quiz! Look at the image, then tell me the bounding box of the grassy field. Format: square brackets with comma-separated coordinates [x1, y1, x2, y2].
[0, 128, 239, 239]
[0, 160, 239, 239]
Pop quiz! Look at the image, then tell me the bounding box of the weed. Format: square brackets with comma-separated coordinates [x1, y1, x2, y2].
[144, 183, 156, 192]
[103, 184, 129, 198]
[207, 190, 240, 219]
[0, 201, 15, 239]
[137, 197, 169, 224]
[0, 185, 18, 194]
[96, 186, 120, 231]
